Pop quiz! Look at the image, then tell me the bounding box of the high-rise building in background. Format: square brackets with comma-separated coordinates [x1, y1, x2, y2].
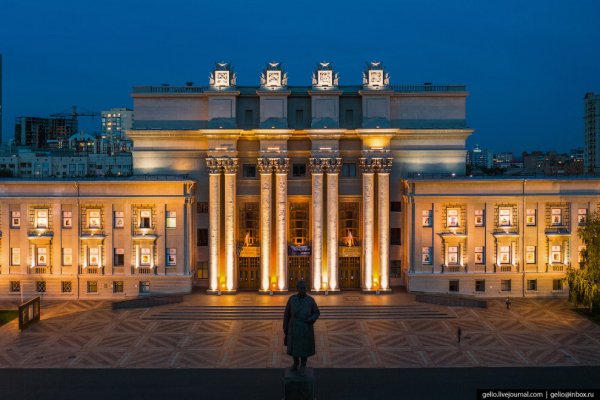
[584, 92, 600, 174]
[466, 144, 493, 168]
[14, 116, 77, 148]
[101, 108, 133, 138]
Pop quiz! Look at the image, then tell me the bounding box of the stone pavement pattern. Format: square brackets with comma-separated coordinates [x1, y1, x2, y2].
[0, 294, 599, 368]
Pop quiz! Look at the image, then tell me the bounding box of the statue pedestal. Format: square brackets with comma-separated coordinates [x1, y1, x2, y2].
[283, 367, 315, 400]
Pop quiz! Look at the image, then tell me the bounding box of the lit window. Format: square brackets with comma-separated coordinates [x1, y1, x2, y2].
[499, 245, 511, 264]
[551, 208, 562, 225]
[526, 246, 536, 264]
[167, 248, 176, 266]
[63, 248, 72, 266]
[11, 248, 21, 266]
[10, 281, 21, 293]
[114, 211, 125, 228]
[422, 210, 432, 227]
[62, 281, 72, 293]
[62, 211, 72, 228]
[578, 208, 588, 225]
[498, 207, 512, 227]
[446, 208, 459, 228]
[422, 247, 432, 265]
[140, 210, 151, 228]
[551, 245, 562, 263]
[88, 209, 101, 229]
[526, 209, 536, 226]
[474, 247, 484, 264]
[166, 211, 176, 229]
[474, 210, 484, 226]
[89, 247, 99, 266]
[448, 246, 459, 265]
[87, 281, 98, 293]
[37, 248, 48, 266]
[140, 248, 151, 266]
[11, 211, 21, 228]
[35, 209, 49, 228]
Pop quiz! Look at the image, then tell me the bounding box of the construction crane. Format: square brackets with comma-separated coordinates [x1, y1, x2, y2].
[50, 106, 100, 148]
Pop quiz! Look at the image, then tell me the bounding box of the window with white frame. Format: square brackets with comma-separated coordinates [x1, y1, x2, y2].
[526, 246, 536, 264]
[578, 208, 588, 225]
[62, 211, 72, 229]
[140, 210, 151, 229]
[11, 248, 21, 266]
[448, 246, 459, 265]
[422, 210, 432, 227]
[421, 247, 432, 265]
[114, 211, 125, 228]
[35, 209, 48, 228]
[62, 248, 72, 266]
[474, 246, 484, 264]
[498, 207, 512, 227]
[499, 245, 511, 264]
[11, 211, 21, 228]
[88, 209, 101, 229]
[88, 247, 99, 266]
[551, 208, 562, 225]
[37, 247, 48, 266]
[140, 248, 151, 266]
[166, 211, 176, 229]
[446, 209, 459, 228]
[167, 248, 176, 266]
[551, 245, 562, 263]
[474, 210, 484, 227]
[526, 209, 536, 226]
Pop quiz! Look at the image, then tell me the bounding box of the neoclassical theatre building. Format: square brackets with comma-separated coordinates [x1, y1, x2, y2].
[0, 61, 596, 299]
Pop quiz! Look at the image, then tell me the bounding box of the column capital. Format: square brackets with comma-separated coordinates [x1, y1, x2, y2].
[359, 157, 393, 173]
[257, 158, 272, 174]
[272, 158, 290, 174]
[326, 158, 342, 174]
[221, 158, 239, 174]
[206, 157, 222, 174]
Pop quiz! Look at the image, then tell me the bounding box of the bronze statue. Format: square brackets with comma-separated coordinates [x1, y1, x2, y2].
[283, 280, 320, 374]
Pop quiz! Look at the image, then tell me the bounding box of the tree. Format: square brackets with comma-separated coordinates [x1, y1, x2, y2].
[566, 211, 600, 312]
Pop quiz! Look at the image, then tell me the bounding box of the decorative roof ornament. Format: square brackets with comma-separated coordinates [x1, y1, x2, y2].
[362, 61, 390, 89]
[312, 62, 339, 89]
[209, 62, 236, 89]
[260, 62, 287, 89]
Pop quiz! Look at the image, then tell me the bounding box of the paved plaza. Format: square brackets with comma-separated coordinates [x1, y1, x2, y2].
[0, 291, 599, 369]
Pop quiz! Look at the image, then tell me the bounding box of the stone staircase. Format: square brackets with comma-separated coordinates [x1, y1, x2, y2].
[142, 304, 454, 320]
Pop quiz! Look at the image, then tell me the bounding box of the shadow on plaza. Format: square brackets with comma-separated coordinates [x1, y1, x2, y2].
[1, 367, 598, 400]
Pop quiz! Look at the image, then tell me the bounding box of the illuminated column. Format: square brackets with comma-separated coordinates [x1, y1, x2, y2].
[134, 244, 139, 269]
[274, 158, 290, 291]
[207, 158, 221, 292]
[360, 158, 375, 290]
[258, 158, 272, 291]
[30, 244, 36, 268]
[223, 158, 238, 291]
[326, 158, 341, 291]
[98, 244, 103, 270]
[310, 158, 324, 291]
[377, 158, 392, 290]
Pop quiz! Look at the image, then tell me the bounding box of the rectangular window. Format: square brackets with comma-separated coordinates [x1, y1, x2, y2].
[527, 279, 537, 291]
[449, 280, 459, 292]
[578, 208, 588, 225]
[140, 210, 151, 228]
[498, 207, 512, 227]
[63, 248, 72, 266]
[139, 281, 150, 294]
[551, 245, 562, 263]
[553, 279, 564, 291]
[197, 261, 209, 279]
[197, 202, 209, 213]
[35, 209, 49, 228]
[499, 245, 511, 264]
[474, 246, 484, 264]
[390, 260, 401, 278]
[11, 211, 21, 228]
[197, 229, 208, 246]
[37, 248, 48, 266]
[501, 279, 512, 292]
[474, 210, 484, 227]
[167, 248, 176, 266]
[526, 209, 536, 226]
[11, 248, 21, 266]
[390, 202, 402, 212]
[114, 211, 125, 228]
[140, 248, 151, 266]
[113, 281, 124, 293]
[390, 228, 401, 245]
[36, 281, 46, 293]
[10, 281, 21, 293]
[448, 246, 459, 265]
[87, 281, 98, 293]
[342, 163, 357, 177]
[243, 164, 257, 178]
[166, 211, 176, 229]
[475, 280, 485, 292]
[526, 246, 536, 264]
[447, 208, 459, 228]
[88, 209, 101, 229]
[89, 247, 99, 266]
[62, 211, 72, 229]
[292, 163, 306, 177]
[61, 281, 72, 293]
[114, 248, 125, 266]
[422, 247, 432, 265]
[422, 210, 432, 227]
[551, 208, 562, 225]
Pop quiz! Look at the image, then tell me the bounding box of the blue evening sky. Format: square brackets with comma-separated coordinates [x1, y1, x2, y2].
[1, 0, 599, 154]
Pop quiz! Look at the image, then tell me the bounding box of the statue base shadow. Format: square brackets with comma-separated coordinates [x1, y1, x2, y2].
[283, 367, 315, 400]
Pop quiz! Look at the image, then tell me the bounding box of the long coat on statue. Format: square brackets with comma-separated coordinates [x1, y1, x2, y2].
[283, 294, 320, 357]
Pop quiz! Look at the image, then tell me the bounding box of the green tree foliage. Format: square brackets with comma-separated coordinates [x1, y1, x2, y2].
[566, 212, 600, 311]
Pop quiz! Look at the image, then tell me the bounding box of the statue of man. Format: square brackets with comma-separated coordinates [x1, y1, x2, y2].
[283, 280, 320, 374]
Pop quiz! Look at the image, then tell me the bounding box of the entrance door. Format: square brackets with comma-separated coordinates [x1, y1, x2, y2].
[339, 257, 361, 289]
[288, 256, 311, 290]
[238, 257, 260, 290]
